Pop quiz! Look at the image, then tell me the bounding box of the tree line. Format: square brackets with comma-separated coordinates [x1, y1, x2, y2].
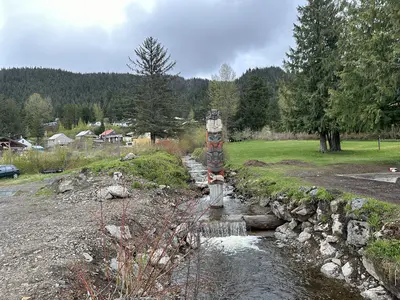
[0, 63, 284, 141]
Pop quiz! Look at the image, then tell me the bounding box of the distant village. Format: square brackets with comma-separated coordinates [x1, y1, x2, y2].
[0, 119, 176, 153]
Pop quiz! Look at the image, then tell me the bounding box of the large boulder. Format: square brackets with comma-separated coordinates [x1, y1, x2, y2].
[57, 178, 74, 193]
[361, 286, 394, 300]
[347, 220, 370, 247]
[321, 262, 343, 280]
[97, 185, 130, 200]
[274, 222, 297, 241]
[319, 240, 337, 257]
[271, 201, 292, 221]
[243, 214, 284, 230]
[291, 203, 316, 222]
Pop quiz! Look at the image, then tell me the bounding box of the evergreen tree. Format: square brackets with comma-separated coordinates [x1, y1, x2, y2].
[0, 95, 23, 137]
[24, 93, 53, 141]
[235, 75, 273, 131]
[208, 63, 240, 139]
[128, 37, 178, 144]
[329, 0, 400, 134]
[281, 0, 342, 152]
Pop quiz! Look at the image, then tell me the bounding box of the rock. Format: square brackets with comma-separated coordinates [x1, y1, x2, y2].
[58, 179, 74, 193]
[362, 256, 380, 282]
[342, 262, 353, 278]
[351, 198, 368, 211]
[320, 240, 337, 257]
[83, 252, 93, 262]
[317, 200, 331, 222]
[347, 221, 370, 247]
[274, 223, 297, 241]
[288, 219, 298, 230]
[291, 204, 316, 222]
[332, 258, 341, 266]
[175, 223, 188, 238]
[361, 286, 393, 300]
[314, 222, 330, 232]
[105, 225, 132, 240]
[303, 227, 313, 234]
[259, 197, 271, 207]
[113, 172, 123, 181]
[331, 214, 343, 236]
[150, 249, 170, 266]
[121, 153, 137, 161]
[326, 235, 339, 243]
[301, 221, 313, 230]
[110, 258, 118, 271]
[107, 185, 130, 198]
[186, 232, 199, 249]
[321, 262, 343, 279]
[380, 221, 400, 239]
[309, 189, 319, 197]
[297, 231, 312, 243]
[271, 201, 292, 221]
[330, 200, 339, 214]
[97, 187, 113, 200]
[242, 215, 284, 230]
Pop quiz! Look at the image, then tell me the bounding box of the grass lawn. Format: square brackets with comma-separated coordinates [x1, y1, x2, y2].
[225, 140, 400, 167]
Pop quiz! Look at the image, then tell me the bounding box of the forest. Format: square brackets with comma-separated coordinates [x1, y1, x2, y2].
[0, 66, 285, 139]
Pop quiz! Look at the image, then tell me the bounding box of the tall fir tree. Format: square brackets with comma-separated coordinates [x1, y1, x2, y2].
[281, 0, 342, 152]
[0, 96, 23, 137]
[329, 0, 400, 134]
[235, 75, 273, 131]
[128, 37, 178, 144]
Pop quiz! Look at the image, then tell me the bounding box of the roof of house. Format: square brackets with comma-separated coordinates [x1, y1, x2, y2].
[0, 137, 27, 148]
[48, 133, 74, 142]
[100, 129, 115, 136]
[76, 130, 95, 137]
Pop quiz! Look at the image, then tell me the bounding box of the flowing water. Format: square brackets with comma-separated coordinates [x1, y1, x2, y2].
[183, 156, 362, 300]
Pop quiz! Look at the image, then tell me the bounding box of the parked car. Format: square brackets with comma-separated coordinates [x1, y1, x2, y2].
[0, 165, 20, 179]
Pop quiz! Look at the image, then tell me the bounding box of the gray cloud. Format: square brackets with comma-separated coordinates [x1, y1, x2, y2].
[0, 0, 305, 78]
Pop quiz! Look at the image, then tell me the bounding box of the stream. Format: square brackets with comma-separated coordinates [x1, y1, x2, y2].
[182, 156, 362, 300]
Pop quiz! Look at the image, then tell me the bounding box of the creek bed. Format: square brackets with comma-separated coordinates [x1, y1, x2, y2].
[183, 156, 362, 299]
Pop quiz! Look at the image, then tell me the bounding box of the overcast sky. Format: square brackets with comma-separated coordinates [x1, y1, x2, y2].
[0, 0, 305, 79]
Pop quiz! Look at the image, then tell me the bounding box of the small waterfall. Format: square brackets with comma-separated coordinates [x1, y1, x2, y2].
[201, 221, 247, 237]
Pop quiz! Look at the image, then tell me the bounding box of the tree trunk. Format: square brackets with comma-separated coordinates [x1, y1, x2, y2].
[329, 130, 341, 152]
[150, 132, 156, 144]
[319, 132, 328, 153]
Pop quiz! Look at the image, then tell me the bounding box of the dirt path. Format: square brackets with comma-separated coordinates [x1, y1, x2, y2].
[291, 163, 400, 203]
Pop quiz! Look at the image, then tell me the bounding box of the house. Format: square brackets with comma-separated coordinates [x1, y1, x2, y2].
[48, 133, 74, 147]
[76, 130, 96, 139]
[18, 137, 33, 148]
[99, 129, 123, 143]
[0, 137, 27, 152]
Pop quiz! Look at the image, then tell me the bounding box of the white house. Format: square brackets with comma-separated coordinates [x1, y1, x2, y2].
[18, 137, 33, 149]
[48, 133, 74, 147]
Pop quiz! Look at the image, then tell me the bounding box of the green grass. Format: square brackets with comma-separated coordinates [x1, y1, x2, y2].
[86, 150, 190, 188]
[366, 239, 400, 265]
[0, 173, 63, 187]
[225, 140, 400, 167]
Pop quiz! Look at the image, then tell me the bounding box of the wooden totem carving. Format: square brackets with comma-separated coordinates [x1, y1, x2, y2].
[206, 109, 224, 207]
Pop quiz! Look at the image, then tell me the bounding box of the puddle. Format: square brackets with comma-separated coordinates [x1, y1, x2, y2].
[337, 173, 400, 183]
[0, 190, 16, 197]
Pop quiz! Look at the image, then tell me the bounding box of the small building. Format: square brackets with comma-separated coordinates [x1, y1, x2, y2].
[18, 137, 33, 149]
[99, 129, 123, 143]
[0, 137, 27, 152]
[76, 130, 96, 139]
[48, 133, 74, 147]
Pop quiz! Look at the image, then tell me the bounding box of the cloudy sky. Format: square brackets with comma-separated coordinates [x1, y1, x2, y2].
[0, 0, 304, 79]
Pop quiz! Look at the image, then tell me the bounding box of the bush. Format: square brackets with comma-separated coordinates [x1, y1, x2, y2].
[178, 126, 206, 153]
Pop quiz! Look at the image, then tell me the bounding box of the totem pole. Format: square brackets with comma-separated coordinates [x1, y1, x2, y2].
[206, 109, 224, 208]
